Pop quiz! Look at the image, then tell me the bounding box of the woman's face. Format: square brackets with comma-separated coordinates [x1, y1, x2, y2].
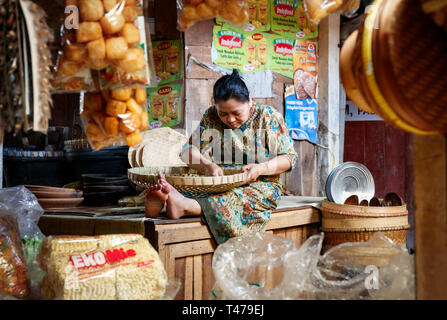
[215, 98, 253, 129]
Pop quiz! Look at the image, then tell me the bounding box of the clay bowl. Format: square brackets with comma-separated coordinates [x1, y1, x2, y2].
[37, 197, 84, 210]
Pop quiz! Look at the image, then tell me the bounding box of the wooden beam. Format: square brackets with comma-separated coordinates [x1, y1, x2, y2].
[317, 14, 341, 196]
[413, 134, 447, 299]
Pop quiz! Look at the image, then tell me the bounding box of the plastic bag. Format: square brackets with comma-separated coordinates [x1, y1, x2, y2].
[37, 234, 168, 300]
[303, 0, 360, 24]
[177, 0, 249, 31]
[52, 0, 156, 92]
[211, 232, 415, 300]
[0, 185, 46, 299]
[80, 87, 149, 150]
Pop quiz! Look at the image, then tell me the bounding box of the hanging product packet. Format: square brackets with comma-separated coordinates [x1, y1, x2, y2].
[268, 33, 296, 78]
[80, 86, 150, 150]
[293, 38, 318, 99]
[52, 0, 156, 92]
[216, 0, 271, 32]
[152, 40, 183, 85]
[271, 0, 318, 39]
[147, 84, 183, 129]
[177, 0, 250, 31]
[303, 0, 360, 25]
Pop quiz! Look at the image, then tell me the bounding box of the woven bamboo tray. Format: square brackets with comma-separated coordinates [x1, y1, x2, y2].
[321, 199, 410, 251]
[128, 166, 248, 195]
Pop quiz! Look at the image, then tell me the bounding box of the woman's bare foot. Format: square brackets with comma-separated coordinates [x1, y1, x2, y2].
[145, 172, 170, 218]
[145, 172, 202, 219]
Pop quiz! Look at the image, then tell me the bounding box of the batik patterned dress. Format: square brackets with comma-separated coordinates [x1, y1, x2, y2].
[181, 104, 298, 244]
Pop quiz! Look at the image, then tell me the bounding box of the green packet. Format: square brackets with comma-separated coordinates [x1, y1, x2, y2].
[212, 25, 269, 74]
[146, 83, 183, 129]
[152, 40, 183, 85]
[268, 33, 295, 79]
[270, 0, 318, 40]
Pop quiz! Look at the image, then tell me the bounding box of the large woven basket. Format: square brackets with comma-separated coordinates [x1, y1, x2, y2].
[321, 199, 410, 252]
[340, 0, 447, 133]
[128, 166, 248, 196]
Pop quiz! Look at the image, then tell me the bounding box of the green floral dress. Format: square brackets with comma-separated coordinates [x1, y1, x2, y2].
[181, 104, 298, 244]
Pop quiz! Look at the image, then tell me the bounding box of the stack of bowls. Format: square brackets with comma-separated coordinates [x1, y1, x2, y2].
[340, 0, 447, 134]
[26, 185, 84, 210]
[81, 174, 135, 206]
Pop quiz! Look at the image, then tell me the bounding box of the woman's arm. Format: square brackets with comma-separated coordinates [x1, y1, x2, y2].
[180, 147, 223, 176]
[242, 155, 292, 183]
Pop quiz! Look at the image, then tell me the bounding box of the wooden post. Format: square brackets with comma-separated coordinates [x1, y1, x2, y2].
[0, 128, 3, 188]
[317, 14, 342, 196]
[413, 134, 447, 299]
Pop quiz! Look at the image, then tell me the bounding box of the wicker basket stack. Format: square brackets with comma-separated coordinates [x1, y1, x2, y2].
[340, 0, 447, 133]
[321, 199, 409, 252]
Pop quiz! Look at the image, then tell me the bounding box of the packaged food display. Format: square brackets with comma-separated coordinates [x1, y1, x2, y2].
[81, 87, 149, 150]
[37, 234, 167, 300]
[269, 33, 295, 78]
[52, 0, 156, 92]
[0, 216, 30, 299]
[152, 40, 183, 85]
[147, 84, 183, 129]
[293, 39, 318, 99]
[177, 0, 249, 31]
[303, 0, 360, 24]
[217, 0, 270, 31]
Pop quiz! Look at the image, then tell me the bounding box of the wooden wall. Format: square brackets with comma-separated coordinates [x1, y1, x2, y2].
[183, 20, 318, 196]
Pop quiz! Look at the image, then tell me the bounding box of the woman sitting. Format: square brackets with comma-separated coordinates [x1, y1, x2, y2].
[145, 69, 298, 244]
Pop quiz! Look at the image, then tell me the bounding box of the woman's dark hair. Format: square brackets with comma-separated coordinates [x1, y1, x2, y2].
[213, 69, 250, 104]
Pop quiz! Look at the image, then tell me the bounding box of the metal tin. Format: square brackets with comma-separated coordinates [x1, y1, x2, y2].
[325, 162, 375, 204]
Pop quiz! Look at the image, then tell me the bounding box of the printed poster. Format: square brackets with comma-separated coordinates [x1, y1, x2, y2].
[270, 0, 318, 39]
[268, 33, 295, 78]
[284, 85, 318, 144]
[216, 0, 271, 32]
[146, 83, 183, 129]
[293, 39, 318, 99]
[152, 40, 183, 85]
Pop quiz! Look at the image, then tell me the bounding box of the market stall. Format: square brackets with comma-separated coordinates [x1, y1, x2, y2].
[0, 0, 446, 301]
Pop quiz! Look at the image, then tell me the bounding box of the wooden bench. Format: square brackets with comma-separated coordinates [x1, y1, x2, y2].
[38, 205, 321, 300]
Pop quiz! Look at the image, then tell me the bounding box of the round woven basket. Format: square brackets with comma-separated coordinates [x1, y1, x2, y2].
[128, 166, 248, 195]
[340, 0, 447, 133]
[321, 199, 410, 252]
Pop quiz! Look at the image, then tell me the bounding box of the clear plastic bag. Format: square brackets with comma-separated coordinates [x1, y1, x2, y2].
[80, 87, 149, 150]
[52, 0, 156, 92]
[211, 232, 415, 300]
[303, 0, 360, 24]
[0, 186, 46, 299]
[177, 0, 249, 31]
[37, 234, 169, 300]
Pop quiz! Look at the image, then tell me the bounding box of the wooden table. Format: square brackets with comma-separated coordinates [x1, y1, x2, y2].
[38, 205, 321, 300]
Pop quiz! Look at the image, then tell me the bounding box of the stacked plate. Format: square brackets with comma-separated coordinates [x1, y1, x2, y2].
[325, 162, 375, 204]
[81, 174, 135, 206]
[25, 185, 84, 210]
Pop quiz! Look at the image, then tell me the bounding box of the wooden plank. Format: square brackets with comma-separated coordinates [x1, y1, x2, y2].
[384, 123, 406, 199]
[184, 19, 215, 47]
[300, 140, 318, 196]
[364, 121, 386, 199]
[266, 208, 320, 230]
[413, 134, 447, 299]
[167, 245, 177, 281]
[174, 256, 186, 300]
[201, 253, 215, 300]
[343, 121, 366, 164]
[184, 79, 214, 136]
[170, 239, 216, 258]
[185, 45, 220, 80]
[317, 14, 341, 196]
[184, 256, 194, 300]
[157, 226, 211, 245]
[193, 255, 203, 300]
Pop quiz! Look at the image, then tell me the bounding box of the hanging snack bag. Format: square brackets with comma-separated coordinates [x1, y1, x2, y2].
[81, 86, 149, 150]
[303, 0, 360, 25]
[177, 0, 249, 31]
[216, 0, 270, 32]
[53, 0, 156, 92]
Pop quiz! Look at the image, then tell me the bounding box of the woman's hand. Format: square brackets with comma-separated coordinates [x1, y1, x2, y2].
[203, 162, 223, 176]
[241, 163, 266, 184]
